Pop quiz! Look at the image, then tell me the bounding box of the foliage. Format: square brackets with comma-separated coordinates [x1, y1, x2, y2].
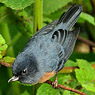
[0, 0, 34, 10]
[75, 59, 95, 92]
[36, 59, 95, 95]
[43, 0, 72, 15]
[0, 34, 8, 58]
[0, 0, 95, 95]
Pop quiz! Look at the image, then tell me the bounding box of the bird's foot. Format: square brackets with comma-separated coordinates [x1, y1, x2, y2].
[52, 73, 59, 89]
[52, 81, 58, 89]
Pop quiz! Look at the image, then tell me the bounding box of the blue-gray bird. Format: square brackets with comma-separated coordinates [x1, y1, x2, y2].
[8, 4, 82, 85]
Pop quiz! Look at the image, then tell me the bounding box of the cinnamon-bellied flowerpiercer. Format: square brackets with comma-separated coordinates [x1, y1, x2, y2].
[8, 4, 82, 85]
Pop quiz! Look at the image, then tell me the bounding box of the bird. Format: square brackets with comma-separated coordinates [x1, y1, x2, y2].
[8, 4, 82, 87]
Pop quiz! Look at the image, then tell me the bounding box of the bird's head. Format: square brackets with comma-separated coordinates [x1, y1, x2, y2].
[8, 53, 39, 84]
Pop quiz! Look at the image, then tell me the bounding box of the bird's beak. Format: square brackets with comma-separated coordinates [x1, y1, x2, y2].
[8, 76, 19, 83]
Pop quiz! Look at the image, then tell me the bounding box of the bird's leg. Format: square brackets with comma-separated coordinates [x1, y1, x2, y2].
[52, 73, 58, 88]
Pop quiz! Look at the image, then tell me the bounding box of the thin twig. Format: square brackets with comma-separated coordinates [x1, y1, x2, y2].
[0, 60, 93, 94]
[0, 61, 12, 68]
[60, 64, 95, 73]
[78, 36, 95, 47]
[45, 80, 87, 95]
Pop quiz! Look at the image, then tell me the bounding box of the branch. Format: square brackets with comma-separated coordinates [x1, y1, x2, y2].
[0, 60, 92, 95]
[60, 64, 95, 73]
[0, 61, 12, 68]
[45, 80, 87, 95]
[78, 36, 95, 47]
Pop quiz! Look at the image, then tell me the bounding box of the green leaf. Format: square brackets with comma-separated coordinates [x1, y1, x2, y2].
[18, 11, 28, 18]
[81, 88, 95, 95]
[58, 74, 72, 86]
[0, 44, 8, 51]
[0, 0, 34, 10]
[0, 34, 6, 45]
[82, 83, 95, 92]
[37, 83, 61, 95]
[75, 59, 95, 92]
[65, 60, 77, 67]
[43, 17, 52, 24]
[75, 59, 95, 83]
[63, 90, 71, 95]
[70, 79, 79, 89]
[43, 0, 72, 15]
[0, 23, 14, 56]
[3, 56, 15, 63]
[83, 0, 93, 13]
[0, 34, 8, 57]
[80, 12, 95, 26]
[21, 90, 30, 95]
[46, 8, 66, 21]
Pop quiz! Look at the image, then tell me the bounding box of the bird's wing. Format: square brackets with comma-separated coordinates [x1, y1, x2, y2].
[33, 20, 58, 37]
[24, 20, 58, 50]
[51, 28, 79, 72]
[50, 4, 82, 72]
[33, 4, 82, 72]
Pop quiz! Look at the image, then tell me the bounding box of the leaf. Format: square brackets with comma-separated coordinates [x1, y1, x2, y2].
[3, 56, 15, 64]
[70, 79, 79, 89]
[86, 22, 95, 41]
[80, 12, 95, 26]
[75, 59, 95, 83]
[0, 23, 14, 56]
[83, 0, 93, 13]
[0, 34, 6, 45]
[75, 59, 95, 92]
[0, 44, 7, 51]
[0, 0, 34, 10]
[65, 60, 77, 67]
[47, 9, 66, 21]
[63, 90, 71, 95]
[18, 10, 28, 19]
[43, 0, 72, 15]
[0, 34, 8, 57]
[21, 90, 30, 95]
[82, 83, 95, 92]
[43, 17, 52, 24]
[37, 83, 61, 95]
[81, 88, 95, 95]
[58, 74, 72, 86]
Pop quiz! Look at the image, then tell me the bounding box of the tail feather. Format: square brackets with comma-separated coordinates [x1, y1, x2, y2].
[57, 4, 82, 30]
[64, 28, 80, 61]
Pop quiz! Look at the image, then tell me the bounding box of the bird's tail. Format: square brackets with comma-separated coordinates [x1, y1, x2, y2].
[57, 4, 82, 30]
[63, 28, 80, 62]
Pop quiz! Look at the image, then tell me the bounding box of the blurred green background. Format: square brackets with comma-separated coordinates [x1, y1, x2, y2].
[0, 0, 95, 95]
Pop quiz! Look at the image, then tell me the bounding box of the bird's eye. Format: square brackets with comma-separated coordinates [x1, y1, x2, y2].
[22, 68, 27, 75]
[23, 69, 26, 73]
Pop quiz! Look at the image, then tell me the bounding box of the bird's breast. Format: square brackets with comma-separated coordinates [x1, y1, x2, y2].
[38, 71, 55, 83]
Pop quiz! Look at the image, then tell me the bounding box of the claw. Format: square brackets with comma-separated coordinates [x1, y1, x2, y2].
[52, 81, 58, 88]
[52, 73, 59, 89]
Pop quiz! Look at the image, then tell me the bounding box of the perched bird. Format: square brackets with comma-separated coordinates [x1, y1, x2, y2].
[8, 4, 82, 86]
